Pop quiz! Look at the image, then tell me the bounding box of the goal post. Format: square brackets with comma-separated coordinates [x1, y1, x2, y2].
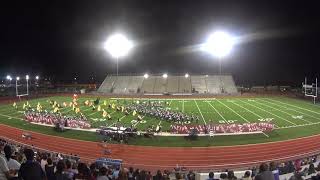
[303, 77, 317, 104]
[15, 77, 29, 98]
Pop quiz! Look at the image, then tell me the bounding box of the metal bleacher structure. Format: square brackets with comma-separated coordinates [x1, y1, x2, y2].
[98, 74, 238, 95]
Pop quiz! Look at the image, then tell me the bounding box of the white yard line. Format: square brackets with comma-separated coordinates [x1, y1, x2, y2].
[0, 113, 24, 121]
[169, 99, 173, 106]
[255, 100, 311, 124]
[262, 132, 269, 138]
[83, 106, 94, 112]
[268, 98, 320, 115]
[231, 100, 279, 128]
[231, 101, 263, 118]
[240, 99, 296, 126]
[182, 99, 185, 112]
[259, 99, 312, 124]
[194, 100, 207, 125]
[119, 115, 126, 121]
[206, 101, 228, 123]
[217, 99, 250, 123]
[88, 111, 100, 117]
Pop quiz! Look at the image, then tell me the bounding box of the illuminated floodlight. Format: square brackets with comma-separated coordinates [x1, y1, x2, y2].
[104, 34, 133, 58]
[16, 77, 20, 81]
[185, 73, 189, 78]
[144, 73, 149, 79]
[162, 73, 168, 79]
[35, 76, 39, 80]
[26, 75, 29, 80]
[6, 75, 11, 80]
[201, 31, 234, 58]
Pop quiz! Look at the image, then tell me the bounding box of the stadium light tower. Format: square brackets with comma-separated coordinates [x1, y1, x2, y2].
[104, 33, 133, 76]
[26, 75, 29, 95]
[35, 75, 39, 80]
[162, 73, 168, 79]
[144, 73, 149, 79]
[201, 31, 235, 75]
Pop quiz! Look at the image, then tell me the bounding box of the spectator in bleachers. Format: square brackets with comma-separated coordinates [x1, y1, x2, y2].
[0, 155, 10, 180]
[288, 171, 304, 180]
[242, 171, 251, 180]
[74, 162, 90, 180]
[97, 167, 108, 180]
[64, 159, 76, 179]
[119, 168, 129, 180]
[254, 163, 275, 180]
[146, 171, 152, 180]
[220, 173, 227, 179]
[128, 167, 135, 180]
[18, 148, 46, 180]
[187, 170, 196, 180]
[40, 154, 48, 173]
[316, 162, 320, 171]
[4, 145, 20, 178]
[153, 170, 162, 180]
[227, 170, 237, 180]
[309, 163, 316, 175]
[207, 172, 218, 180]
[89, 163, 98, 179]
[45, 158, 55, 180]
[55, 160, 69, 180]
[112, 166, 120, 179]
[270, 162, 279, 180]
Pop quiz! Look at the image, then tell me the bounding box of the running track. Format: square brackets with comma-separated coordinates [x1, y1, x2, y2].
[1, 124, 320, 172]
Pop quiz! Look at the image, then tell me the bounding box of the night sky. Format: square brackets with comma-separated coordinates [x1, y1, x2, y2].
[1, 0, 320, 86]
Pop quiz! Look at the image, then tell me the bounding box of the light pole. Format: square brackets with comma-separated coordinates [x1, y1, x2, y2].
[15, 76, 20, 96]
[201, 31, 235, 75]
[104, 33, 133, 76]
[26, 75, 29, 95]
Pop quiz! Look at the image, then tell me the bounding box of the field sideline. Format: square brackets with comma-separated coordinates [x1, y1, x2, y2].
[0, 95, 320, 146]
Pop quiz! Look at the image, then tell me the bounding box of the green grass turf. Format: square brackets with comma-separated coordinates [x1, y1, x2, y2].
[1, 95, 320, 147]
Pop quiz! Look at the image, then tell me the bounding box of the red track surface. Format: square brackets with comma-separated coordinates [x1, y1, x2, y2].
[1, 124, 320, 172]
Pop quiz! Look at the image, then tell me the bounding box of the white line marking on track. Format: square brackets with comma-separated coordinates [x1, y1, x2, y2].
[194, 100, 206, 125]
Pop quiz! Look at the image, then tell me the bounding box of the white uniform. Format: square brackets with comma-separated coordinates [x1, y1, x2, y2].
[0, 156, 9, 180]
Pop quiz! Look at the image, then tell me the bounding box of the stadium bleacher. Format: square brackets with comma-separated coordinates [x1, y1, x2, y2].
[98, 74, 238, 95]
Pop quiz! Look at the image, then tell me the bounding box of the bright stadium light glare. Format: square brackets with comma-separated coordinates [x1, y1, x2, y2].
[162, 73, 168, 79]
[144, 73, 149, 79]
[16, 77, 20, 81]
[185, 73, 189, 78]
[104, 34, 133, 58]
[6, 75, 11, 80]
[26, 75, 29, 80]
[201, 31, 234, 58]
[35, 76, 39, 80]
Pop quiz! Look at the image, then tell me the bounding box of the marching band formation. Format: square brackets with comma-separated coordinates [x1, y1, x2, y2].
[12, 94, 274, 135]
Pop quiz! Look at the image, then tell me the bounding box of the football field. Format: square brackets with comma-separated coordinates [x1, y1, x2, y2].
[1, 96, 320, 146]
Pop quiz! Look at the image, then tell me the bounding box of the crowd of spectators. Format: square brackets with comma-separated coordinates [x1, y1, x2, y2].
[1, 137, 320, 180]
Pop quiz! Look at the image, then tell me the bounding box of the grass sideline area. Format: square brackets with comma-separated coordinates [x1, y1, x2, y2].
[0, 95, 320, 147]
